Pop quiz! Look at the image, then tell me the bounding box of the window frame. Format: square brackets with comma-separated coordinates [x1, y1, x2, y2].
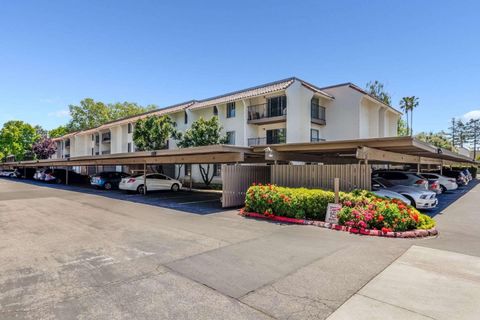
[226, 131, 236, 145]
[226, 102, 236, 118]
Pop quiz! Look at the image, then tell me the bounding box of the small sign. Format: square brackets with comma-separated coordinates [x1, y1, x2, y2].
[325, 203, 342, 224]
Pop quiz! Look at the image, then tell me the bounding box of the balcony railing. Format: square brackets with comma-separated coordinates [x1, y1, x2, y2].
[310, 137, 326, 142]
[248, 103, 287, 123]
[248, 136, 286, 146]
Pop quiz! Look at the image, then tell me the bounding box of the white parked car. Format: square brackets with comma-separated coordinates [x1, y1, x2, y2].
[119, 173, 182, 194]
[372, 177, 438, 210]
[0, 169, 17, 177]
[373, 171, 429, 190]
[34, 168, 47, 181]
[372, 188, 412, 206]
[420, 173, 458, 193]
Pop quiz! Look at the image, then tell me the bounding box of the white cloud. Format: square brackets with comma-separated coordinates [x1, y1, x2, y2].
[462, 110, 480, 121]
[48, 109, 70, 118]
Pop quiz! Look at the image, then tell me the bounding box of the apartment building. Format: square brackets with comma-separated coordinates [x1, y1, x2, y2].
[52, 77, 401, 183]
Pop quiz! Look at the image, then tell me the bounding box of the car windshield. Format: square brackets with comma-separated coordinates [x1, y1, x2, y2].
[373, 177, 394, 188]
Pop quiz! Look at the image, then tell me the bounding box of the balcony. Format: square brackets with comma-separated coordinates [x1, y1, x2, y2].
[248, 136, 286, 146]
[102, 133, 111, 143]
[311, 103, 326, 125]
[248, 103, 287, 124]
[310, 137, 326, 142]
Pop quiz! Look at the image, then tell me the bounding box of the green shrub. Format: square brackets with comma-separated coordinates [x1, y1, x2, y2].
[244, 184, 337, 220]
[244, 184, 436, 232]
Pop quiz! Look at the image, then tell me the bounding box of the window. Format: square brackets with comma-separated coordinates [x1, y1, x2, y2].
[213, 106, 218, 116]
[226, 102, 236, 118]
[127, 142, 132, 153]
[267, 95, 287, 117]
[310, 129, 320, 142]
[128, 123, 133, 134]
[213, 164, 221, 177]
[226, 131, 235, 145]
[184, 164, 191, 176]
[184, 111, 188, 124]
[266, 128, 286, 144]
[311, 98, 326, 121]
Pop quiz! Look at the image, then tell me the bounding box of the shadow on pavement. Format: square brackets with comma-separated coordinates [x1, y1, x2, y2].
[424, 179, 479, 218]
[3, 178, 226, 215]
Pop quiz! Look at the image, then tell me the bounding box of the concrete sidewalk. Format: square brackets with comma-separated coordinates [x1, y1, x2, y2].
[327, 245, 480, 320]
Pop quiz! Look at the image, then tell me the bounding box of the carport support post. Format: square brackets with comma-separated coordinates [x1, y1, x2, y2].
[23, 166, 26, 179]
[417, 163, 420, 174]
[66, 167, 69, 185]
[189, 166, 193, 191]
[143, 162, 147, 195]
[334, 178, 340, 204]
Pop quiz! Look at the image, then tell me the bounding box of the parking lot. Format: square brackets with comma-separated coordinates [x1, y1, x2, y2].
[1, 176, 480, 319]
[6, 177, 224, 215]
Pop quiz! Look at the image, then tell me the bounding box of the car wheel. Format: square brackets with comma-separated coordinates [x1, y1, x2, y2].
[104, 182, 112, 190]
[137, 185, 146, 194]
[440, 185, 447, 193]
[403, 195, 416, 208]
[171, 183, 180, 192]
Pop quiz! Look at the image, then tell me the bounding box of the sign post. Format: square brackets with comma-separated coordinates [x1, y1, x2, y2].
[334, 177, 340, 204]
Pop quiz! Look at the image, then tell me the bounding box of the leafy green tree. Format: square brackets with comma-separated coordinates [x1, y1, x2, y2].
[49, 125, 70, 138]
[0, 121, 39, 161]
[133, 115, 178, 151]
[177, 116, 227, 186]
[109, 102, 156, 120]
[67, 98, 111, 131]
[34, 125, 48, 138]
[67, 99, 156, 132]
[366, 80, 392, 106]
[415, 131, 453, 150]
[397, 119, 408, 136]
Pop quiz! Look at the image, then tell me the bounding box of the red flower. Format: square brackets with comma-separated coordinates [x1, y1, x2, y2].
[378, 215, 384, 222]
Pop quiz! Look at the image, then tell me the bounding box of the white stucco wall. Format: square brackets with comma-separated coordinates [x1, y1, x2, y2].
[285, 81, 313, 143]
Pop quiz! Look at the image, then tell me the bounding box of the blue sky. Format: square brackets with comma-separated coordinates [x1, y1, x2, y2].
[0, 0, 479, 132]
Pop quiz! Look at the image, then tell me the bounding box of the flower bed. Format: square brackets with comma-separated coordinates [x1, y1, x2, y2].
[243, 184, 436, 237]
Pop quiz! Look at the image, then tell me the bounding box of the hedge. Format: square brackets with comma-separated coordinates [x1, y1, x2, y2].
[244, 184, 435, 232]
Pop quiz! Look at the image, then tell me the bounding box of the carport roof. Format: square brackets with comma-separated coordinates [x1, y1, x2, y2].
[252, 136, 477, 165]
[5, 145, 256, 167]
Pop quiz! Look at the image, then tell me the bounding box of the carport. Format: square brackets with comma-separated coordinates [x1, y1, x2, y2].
[0, 145, 257, 207]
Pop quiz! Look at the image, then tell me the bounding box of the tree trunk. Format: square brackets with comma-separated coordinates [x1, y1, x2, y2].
[410, 110, 413, 136]
[199, 164, 214, 186]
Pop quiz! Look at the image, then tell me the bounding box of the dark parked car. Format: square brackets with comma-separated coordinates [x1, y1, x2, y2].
[439, 170, 468, 186]
[44, 169, 89, 184]
[15, 167, 36, 179]
[90, 171, 130, 190]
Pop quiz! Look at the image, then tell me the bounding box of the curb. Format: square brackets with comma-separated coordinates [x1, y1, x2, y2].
[241, 211, 437, 238]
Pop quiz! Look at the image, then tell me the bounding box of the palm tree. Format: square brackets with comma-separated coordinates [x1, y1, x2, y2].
[399, 96, 420, 136]
[409, 96, 419, 135]
[399, 97, 410, 135]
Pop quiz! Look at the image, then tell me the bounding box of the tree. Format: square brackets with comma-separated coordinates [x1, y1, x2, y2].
[133, 115, 178, 151]
[0, 121, 39, 161]
[34, 125, 48, 138]
[399, 96, 419, 135]
[447, 118, 457, 146]
[466, 118, 480, 159]
[49, 125, 69, 138]
[67, 98, 156, 132]
[109, 102, 156, 120]
[32, 137, 57, 159]
[415, 131, 453, 150]
[397, 119, 408, 136]
[366, 80, 392, 106]
[177, 116, 227, 186]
